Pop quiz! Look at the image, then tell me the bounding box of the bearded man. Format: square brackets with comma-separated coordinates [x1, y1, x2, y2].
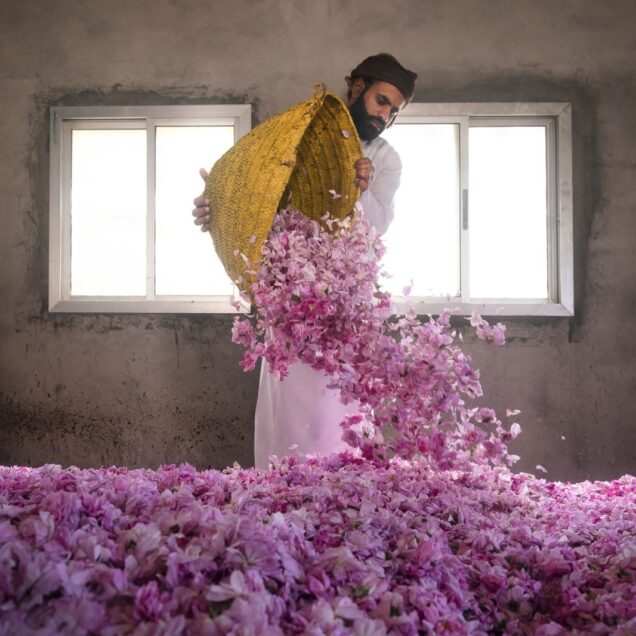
[192, 53, 417, 468]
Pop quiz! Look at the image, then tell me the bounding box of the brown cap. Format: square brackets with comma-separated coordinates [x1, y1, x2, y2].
[349, 53, 417, 103]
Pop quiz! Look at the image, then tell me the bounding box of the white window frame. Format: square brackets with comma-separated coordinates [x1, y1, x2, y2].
[49, 105, 251, 314]
[389, 102, 574, 317]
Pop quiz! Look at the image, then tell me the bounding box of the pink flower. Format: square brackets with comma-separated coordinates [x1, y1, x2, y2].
[134, 580, 165, 621]
[206, 570, 249, 602]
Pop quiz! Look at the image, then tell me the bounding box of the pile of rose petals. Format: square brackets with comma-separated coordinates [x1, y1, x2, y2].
[1, 460, 634, 634]
[2, 207, 634, 634]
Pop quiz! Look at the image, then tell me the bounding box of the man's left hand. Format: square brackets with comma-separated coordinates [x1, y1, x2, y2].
[192, 168, 211, 232]
[354, 157, 373, 193]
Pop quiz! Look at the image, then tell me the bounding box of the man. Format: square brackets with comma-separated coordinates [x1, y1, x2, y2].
[192, 53, 417, 468]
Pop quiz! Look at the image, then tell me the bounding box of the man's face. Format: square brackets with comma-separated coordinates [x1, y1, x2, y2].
[347, 79, 406, 141]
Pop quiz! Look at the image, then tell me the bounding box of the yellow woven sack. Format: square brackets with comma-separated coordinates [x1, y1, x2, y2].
[204, 84, 362, 290]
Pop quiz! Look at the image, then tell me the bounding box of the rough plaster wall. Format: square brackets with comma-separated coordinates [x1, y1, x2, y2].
[0, 0, 634, 480]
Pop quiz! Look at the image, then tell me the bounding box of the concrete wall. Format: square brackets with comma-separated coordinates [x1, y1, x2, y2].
[1, 0, 634, 481]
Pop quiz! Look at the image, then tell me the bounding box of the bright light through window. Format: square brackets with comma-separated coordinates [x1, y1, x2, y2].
[380, 123, 460, 298]
[155, 126, 235, 296]
[469, 126, 548, 299]
[70, 129, 147, 296]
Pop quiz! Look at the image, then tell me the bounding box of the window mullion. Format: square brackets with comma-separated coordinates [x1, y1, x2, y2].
[146, 119, 156, 301]
[459, 116, 470, 303]
[61, 120, 73, 301]
[557, 105, 574, 315]
[545, 119, 558, 304]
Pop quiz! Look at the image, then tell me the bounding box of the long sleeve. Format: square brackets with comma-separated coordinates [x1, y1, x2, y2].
[358, 138, 402, 236]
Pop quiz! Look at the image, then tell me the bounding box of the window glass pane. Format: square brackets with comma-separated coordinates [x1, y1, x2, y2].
[71, 129, 147, 296]
[381, 123, 460, 297]
[155, 126, 235, 296]
[469, 126, 548, 299]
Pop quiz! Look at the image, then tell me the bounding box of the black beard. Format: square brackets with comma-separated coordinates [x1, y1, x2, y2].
[349, 92, 385, 141]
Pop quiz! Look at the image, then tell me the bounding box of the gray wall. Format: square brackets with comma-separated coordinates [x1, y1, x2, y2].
[1, 0, 634, 481]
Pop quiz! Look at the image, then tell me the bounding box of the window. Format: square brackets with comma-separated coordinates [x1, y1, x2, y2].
[49, 105, 251, 313]
[381, 103, 573, 316]
[50, 102, 573, 318]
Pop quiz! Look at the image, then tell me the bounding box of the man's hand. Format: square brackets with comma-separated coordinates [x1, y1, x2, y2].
[354, 157, 373, 193]
[192, 168, 211, 232]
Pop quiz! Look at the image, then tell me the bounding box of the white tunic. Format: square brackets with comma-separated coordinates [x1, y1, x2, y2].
[253, 137, 402, 469]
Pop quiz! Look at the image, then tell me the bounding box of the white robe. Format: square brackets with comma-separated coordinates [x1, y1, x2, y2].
[253, 137, 402, 469]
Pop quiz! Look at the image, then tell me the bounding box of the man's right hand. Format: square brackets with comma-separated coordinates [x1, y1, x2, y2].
[192, 168, 211, 233]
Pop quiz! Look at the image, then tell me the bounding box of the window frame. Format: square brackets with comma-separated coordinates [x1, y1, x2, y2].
[49, 105, 252, 314]
[387, 102, 573, 317]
